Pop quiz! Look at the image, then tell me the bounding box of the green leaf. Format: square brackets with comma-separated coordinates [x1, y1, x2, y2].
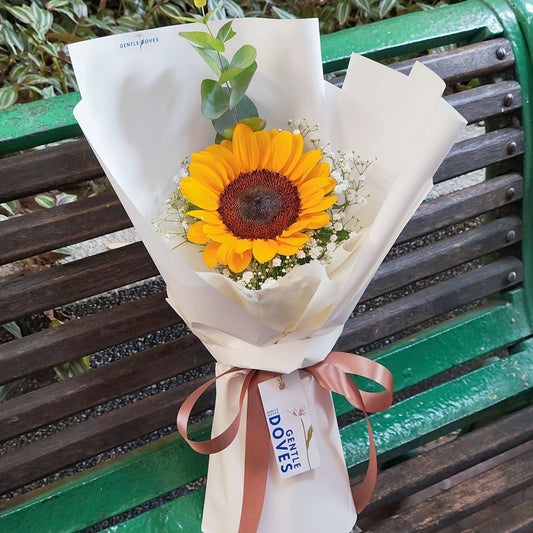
[55, 192, 77, 205]
[1, 25, 26, 53]
[1, 321, 22, 339]
[212, 95, 259, 135]
[378, 0, 397, 18]
[193, 46, 223, 77]
[230, 44, 256, 69]
[271, 6, 297, 19]
[218, 67, 245, 85]
[216, 20, 235, 42]
[201, 78, 229, 119]
[173, 15, 200, 23]
[229, 61, 257, 108]
[6, 5, 34, 25]
[223, 117, 265, 139]
[336, 1, 352, 25]
[53, 245, 77, 255]
[30, 2, 54, 35]
[179, 30, 225, 52]
[85, 15, 113, 31]
[158, 3, 185, 21]
[0, 200, 20, 216]
[0, 84, 18, 110]
[71, 0, 88, 19]
[34, 194, 56, 209]
[353, 0, 372, 16]
[0, 214, 8, 222]
[222, 0, 245, 18]
[46, 0, 71, 9]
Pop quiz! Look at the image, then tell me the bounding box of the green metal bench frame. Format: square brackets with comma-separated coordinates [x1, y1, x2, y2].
[1, 0, 533, 531]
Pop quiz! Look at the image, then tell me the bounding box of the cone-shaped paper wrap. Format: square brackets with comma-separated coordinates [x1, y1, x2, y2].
[69, 18, 465, 533]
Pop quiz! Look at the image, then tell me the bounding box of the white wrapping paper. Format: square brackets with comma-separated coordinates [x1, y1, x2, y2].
[69, 18, 465, 533]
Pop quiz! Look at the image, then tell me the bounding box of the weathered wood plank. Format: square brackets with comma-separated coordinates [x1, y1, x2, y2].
[336, 256, 523, 351]
[461, 498, 533, 533]
[0, 192, 131, 265]
[434, 128, 524, 183]
[0, 375, 213, 494]
[0, 334, 210, 442]
[0, 242, 158, 324]
[0, 139, 101, 203]
[445, 80, 522, 125]
[363, 215, 522, 302]
[366, 447, 533, 533]
[398, 173, 523, 244]
[358, 404, 533, 516]
[392, 38, 515, 83]
[0, 292, 179, 385]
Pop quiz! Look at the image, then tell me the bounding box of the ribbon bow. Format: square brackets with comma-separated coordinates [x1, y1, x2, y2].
[177, 351, 393, 533]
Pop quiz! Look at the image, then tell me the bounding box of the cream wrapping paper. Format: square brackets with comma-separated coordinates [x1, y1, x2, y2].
[69, 18, 466, 533]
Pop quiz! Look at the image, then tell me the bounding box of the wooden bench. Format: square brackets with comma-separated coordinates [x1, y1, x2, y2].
[1, 0, 532, 530]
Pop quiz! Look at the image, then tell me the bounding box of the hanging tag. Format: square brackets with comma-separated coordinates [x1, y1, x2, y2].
[258, 370, 321, 479]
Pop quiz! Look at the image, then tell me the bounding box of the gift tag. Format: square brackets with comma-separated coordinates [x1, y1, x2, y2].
[258, 370, 321, 479]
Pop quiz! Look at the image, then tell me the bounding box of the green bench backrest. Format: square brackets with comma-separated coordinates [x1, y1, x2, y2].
[0, 0, 532, 531]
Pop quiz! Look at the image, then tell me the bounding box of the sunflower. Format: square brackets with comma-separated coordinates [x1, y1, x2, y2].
[180, 123, 336, 273]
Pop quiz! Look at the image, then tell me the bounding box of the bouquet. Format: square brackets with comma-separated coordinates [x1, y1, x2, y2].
[69, 6, 465, 532]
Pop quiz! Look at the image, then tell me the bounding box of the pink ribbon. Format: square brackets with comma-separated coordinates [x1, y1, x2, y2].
[177, 351, 393, 532]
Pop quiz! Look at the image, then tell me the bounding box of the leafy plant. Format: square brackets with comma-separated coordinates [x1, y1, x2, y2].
[0, 0, 448, 110]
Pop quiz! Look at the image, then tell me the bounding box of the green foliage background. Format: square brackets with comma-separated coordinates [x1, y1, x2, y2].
[0, 0, 446, 108]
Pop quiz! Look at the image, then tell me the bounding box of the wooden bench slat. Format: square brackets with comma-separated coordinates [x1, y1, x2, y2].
[446, 80, 522, 125]
[392, 38, 515, 83]
[363, 215, 522, 303]
[359, 404, 533, 516]
[0, 375, 213, 495]
[0, 242, 158, 324]
[461, 497, 533, 533]
[0, 292, 179, 385]
[0, 192, 131, 266]
[434, 127, 524, 183]
[0, 139, 101, 203]
[0, 334, 210, 442]
[336, 256, 522, 351]
[341, 344, 533, 471]
[398, 172, 522, 244]
[366, 447, 533, 533]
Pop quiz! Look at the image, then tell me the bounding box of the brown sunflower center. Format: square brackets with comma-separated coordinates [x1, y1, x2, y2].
[218, 169, 301, 240]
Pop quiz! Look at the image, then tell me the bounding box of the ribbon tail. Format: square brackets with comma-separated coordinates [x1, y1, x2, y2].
[238, 372, 271, 533]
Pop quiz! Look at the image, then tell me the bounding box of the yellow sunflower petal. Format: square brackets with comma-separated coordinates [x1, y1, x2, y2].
[280, 133, 304, 176]
[299, 177, 334, 201]
[204, 144, 239, 180]
[277, 232, 309, 247]
[180, 178, 220, 211]
[203, 240, 221, 268]
[255, 130, 273, 169]
[288, 150, 323, 182]
[204, 225, 235, 243]
[189, 161, 227, 191]
[232, 124, 259, 172]
[276, 242, 300, 256]
[186, 210, 220, 223]
[228, 248, 253, 273]
[299, 212, 330, 229]
[253, 239, 278, 263]
[270, 130, 295, 173]
[187, 221, 210, 245]
[301, 195, 337, 215]
[234, 238, 253, 254]
[305, 161, 331, 180]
